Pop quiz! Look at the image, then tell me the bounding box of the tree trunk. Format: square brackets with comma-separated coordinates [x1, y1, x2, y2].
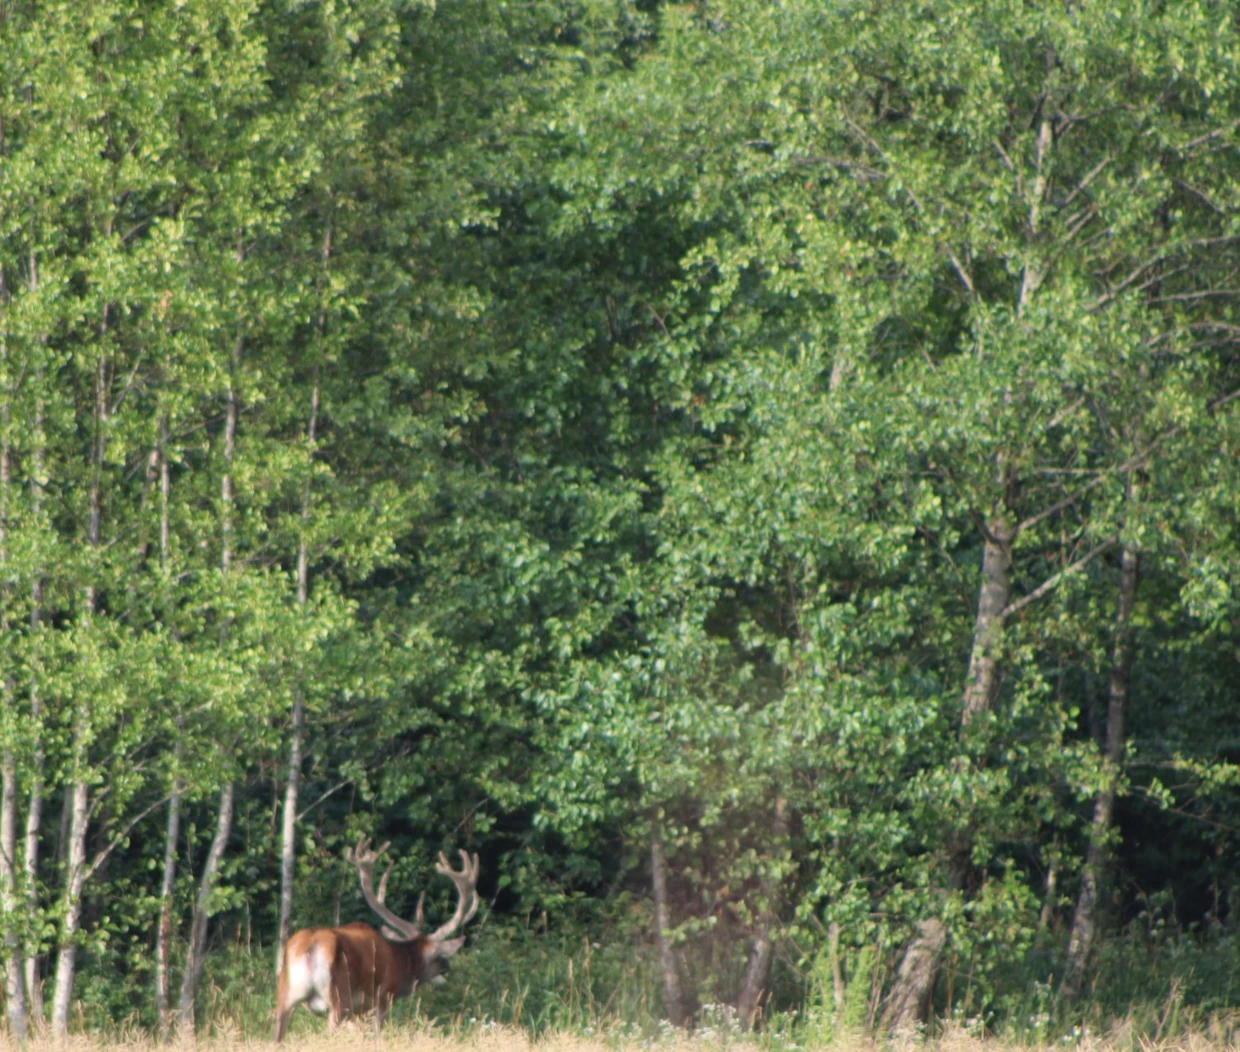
[276, 702, 304, 978]
[0, 369, 29, 1039]
[220, 338, 239, 576]
[651, 818, 690, 1028]
[1062, 536, 1139, 999]
[177, 331, 241, 1034]
[276, 377, 318, 977]
[882, 516, 1013, 1034]
[23, 616, 44, 1024]
[154, 778, 181, 1037]
[49, 781, 89, 1035]
[153, 415, 180, 1036]
[1039, 859, 1059, 932]
[882, 919, 948, 1034]
[51, 337, 109, 1038]
[2, 742, 27, 1040]
[24, 394, 46, 1024]
[177, 781, 235, 1032]
[736, 928, 775, 1031]
[736, 798, 790, 1030]
[828, 920, 845, 1014]
[961, 518, 1015, 726]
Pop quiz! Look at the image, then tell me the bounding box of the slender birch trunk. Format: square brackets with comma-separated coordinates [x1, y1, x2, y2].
[154, 415, 181, 1037]
[1062, 484, 1140, 999]
[0, 390, 29, 1038]
[882, 514, 1014, 1033]
[23, 596, 43, 1023]
[49, 783, 88, 1035]
[24, 538, 45, 1025]
[276, 374, 320, 977]
[0, 78, 18, 1044]
[960, 518, 1015, 728]
[883, 96, 1054, 1033]
[51, 326, 110, 1037]
[1, 745, 25, 1040]
[736, 798, 789, 1030]
[155, 779, 181, 1036]
[177, 335, 241, 1033]
[176, 782, 235, 1030]
[24, 254, 47, 1021]
[651, 817, 690, 1028]
[276, 215, 330, 977]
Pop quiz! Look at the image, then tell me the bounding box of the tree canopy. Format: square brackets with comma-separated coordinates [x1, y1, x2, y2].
[1, 0, 1239, 1038]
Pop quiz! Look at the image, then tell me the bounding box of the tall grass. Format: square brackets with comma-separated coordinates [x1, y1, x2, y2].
[42, 918, 1240, 1047]
[6, 1019, 1240, 1052]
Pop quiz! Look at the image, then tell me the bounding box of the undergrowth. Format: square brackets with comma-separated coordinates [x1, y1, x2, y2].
[49, 919, 1240, 1046]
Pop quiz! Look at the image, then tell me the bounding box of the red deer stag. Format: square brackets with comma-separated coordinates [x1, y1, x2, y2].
[274, 838, 479, 1041]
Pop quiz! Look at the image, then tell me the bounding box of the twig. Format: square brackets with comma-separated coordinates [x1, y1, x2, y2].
[297, 779, 353, 822]
[83, 795, 172, 883]
[1000, 539, 1117, 621]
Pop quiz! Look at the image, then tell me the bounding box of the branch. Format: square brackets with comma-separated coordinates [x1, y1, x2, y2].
[844, 115, 887, 160]
[83, 795, 171, 883]
[297, 779, 352, 822]
[1150, 288, 1240, 305]
[992, 138, 1016, 174]
[1017, 383, 1240, 534]
[948, 251, 976, 296]
[791, 155, 887, 181]
[1209, 385, 1240, 415]
[1000, 539, 1117, 622]
[1178, 123, 1240, 153]
[1041, 396, 1086, 433]
[1059, 156, 1112, 210]
[1017, 482, 1100, 534]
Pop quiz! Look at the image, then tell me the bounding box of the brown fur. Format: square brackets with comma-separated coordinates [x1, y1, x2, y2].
[274, 922, 463, 1041]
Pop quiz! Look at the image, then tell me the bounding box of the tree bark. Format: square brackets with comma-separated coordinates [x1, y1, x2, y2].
[153, 421, 182, 1037]
[23, 603, 44, 1024]
[1062, 533, 1139, 999]
[882, 515, 1013, 1034]
[1, 740, 26, 1040]
[651, 818, 690, 1028]
[828, 920, 845, 1014]
[154, 774, 181, 1037]
[0, 347, 30, 1039]
[276, 376, 318, 977]
[882, 919, 948, 1034]
[961, 518, 1015, 727]
[220, 338, 239, 576]
[24, 389, 46, 1024]
[177, 333, 241, 1033]
[51, 333, 109, 1037]
[736, 798, 790, 1030]
[49, 781, 89, 1035]
[176, 781, 235, 1032]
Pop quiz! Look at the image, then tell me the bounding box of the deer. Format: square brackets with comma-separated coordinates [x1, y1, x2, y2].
[274, 837, 480, 1041]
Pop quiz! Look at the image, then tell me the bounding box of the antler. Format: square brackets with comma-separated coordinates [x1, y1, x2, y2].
[345, 839, 480, 944]
[426, 849, 480, 942]
[345, 837, 421, 939]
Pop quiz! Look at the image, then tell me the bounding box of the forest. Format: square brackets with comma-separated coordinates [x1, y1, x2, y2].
[1, 0, 1239, 1042]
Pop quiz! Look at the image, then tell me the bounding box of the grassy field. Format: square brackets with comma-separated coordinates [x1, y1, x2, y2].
[3, 1016, 1240, 1052]
[2, 1027, 1240, 1052]
[15, 923, 1240, 1051]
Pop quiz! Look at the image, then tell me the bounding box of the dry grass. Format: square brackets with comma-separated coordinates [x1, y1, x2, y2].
[0, 1026, 592, 1052]
[3, 1019, 1240, 1052]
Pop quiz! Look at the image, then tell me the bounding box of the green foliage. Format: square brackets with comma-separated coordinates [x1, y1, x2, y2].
[2, 0, 1240, 1040]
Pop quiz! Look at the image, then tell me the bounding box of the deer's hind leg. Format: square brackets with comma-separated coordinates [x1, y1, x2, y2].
[274, 967, 295, 1043]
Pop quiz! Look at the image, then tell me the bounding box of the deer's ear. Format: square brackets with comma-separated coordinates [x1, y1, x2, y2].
[429, 935, 466, 960]
[380, 925, 403, 940]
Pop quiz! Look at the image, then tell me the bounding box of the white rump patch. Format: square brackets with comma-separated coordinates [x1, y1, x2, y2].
[287, 941, 335, 1014]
